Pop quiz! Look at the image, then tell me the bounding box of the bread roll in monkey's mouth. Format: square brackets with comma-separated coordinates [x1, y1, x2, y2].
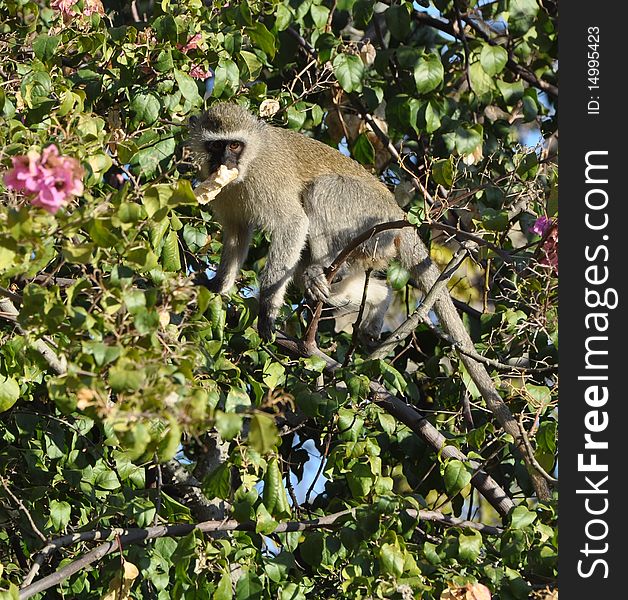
[194, 165, 239, 204]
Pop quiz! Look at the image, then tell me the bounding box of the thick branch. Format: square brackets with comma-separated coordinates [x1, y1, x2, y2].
[20, 507, 502, 598]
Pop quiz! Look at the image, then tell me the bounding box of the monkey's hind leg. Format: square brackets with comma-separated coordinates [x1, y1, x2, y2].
[328, 270, 392, 343]
[258, 211, 310, 340]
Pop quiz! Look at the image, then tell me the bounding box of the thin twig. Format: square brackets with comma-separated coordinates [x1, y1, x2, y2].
[1, 478, 47, 543]
[422, 319, 557, 374]
[518, 415, 558, 484]
[342, 268, 372, 367]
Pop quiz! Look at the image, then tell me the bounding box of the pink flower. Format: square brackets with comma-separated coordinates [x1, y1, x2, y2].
[50, 0, 76, 14]
[3, 150, 43, 194]
[178, 33, 202, 54]
[3, 145, 84, 214]
[51, 0, 103, 17]
[531, 216, 552, 236]
[189, 64, 213, 80]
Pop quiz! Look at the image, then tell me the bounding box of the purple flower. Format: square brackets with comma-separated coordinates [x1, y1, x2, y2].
[531, 216, 552, 236]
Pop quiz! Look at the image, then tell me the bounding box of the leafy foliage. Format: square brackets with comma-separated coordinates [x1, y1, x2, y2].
[0, 0, 557, 598]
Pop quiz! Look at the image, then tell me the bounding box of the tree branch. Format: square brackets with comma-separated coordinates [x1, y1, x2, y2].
[20, 507, 502, 598]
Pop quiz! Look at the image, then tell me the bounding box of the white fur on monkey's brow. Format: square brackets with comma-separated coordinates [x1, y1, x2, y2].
[199, 130, 250, 142]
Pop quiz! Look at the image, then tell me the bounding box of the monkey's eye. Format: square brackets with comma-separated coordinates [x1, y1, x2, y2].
[229, 141, 242, 151]
[205, 140, 223, 152]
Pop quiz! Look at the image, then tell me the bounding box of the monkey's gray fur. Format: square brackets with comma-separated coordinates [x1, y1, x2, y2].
[188, 103, 435, 341]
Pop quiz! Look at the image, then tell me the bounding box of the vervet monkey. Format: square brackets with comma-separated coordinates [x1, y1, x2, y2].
[187, 103, 553, 502]
[187, 103, 451, 342]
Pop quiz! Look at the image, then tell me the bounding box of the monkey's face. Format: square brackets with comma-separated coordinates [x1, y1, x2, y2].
[203, 139, 245, 176]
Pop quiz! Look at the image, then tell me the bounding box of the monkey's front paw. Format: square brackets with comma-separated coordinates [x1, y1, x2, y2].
[258, 314, 276, 342]
[303, 265, 330, 303]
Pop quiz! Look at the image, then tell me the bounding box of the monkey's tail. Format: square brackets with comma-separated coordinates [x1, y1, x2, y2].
[398, 226, 469, 346]
[397, 226, 552, 500]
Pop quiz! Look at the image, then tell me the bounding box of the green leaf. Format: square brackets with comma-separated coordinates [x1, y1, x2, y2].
[497, 79, 525, 105]
[94, 469, 120, 491]
[385, 5, 411, 40]
[414, 54, 444, 94]
[458, 530, 482, 562]
[432, 158, 454, 188]
[480, 45, 509, 76]
[213, 58, 240, 98]
[235, 571, 263, 600]
[33, 35, 61, 61]
[275, 4, 293, 31]
[481, 208, 509, 232]
[469, 62, 495, 97]
[255, 502, 278, 534]
[157, 419, 181, 461]
[263, 457, 291, 518]
[424, 100, 442, 133]
[379, 543, 405, 577]
[387, 94, 420, 134]
[182, 224, 208, 253]
[454, 124, 483, 155]
[135, 137, 176, 178]
[246, 23, 276, 59]
[387, 261, 410, 290]
[109, 361, 145, 392]
[249, 413, 279, 454]
[225, 387, 251, 412]
[311, 4, 330, 30]
[347, 462, 373, 498]
[351, 133, 375, 165]
[443, 459, 472, 496]
[49, 500, 71, 532]
[508, 0, 539, 37]
[0, 376, 20, 412]
[131, 93, 161, 126]
[332, 53, 364, 93]
[215, 411, 243, 440]
[154, 49, 174, 73]
[203, 463, 232, 500]
[63, 243, 94, 265]
[510, 505, 537, 529]
[214, 571, 233, 600]
[240, 50, 263, 80]
[353, 0, 373, 28]
[174, 69, 201, 105]
[162, 229, 182, 272]
[153, 14, 178, 42]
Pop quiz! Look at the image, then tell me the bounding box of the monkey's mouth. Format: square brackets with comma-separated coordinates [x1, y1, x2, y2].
[208, 159, 238, 175]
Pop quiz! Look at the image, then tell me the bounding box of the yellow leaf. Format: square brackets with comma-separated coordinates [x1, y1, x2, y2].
[100, 560, 139, 600]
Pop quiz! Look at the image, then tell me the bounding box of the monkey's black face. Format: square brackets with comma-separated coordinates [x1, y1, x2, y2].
[204, 139, 245, 174]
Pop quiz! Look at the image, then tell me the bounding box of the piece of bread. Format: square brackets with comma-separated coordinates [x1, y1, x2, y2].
[194, 165, 239, 204]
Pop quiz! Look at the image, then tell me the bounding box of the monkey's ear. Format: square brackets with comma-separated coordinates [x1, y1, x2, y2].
[188, 115, 199, 129]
